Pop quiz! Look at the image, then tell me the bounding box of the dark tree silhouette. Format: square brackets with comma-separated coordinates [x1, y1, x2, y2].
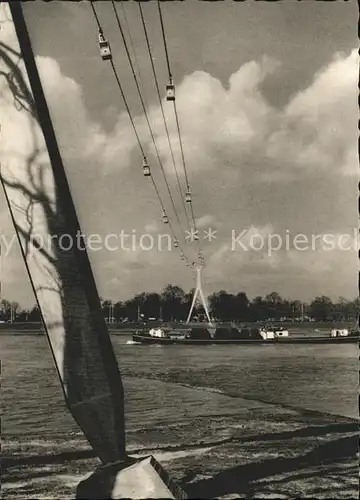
[309, 296, 333, 322]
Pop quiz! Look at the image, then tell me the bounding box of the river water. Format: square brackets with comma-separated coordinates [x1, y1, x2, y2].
[1, 332, 358, 498]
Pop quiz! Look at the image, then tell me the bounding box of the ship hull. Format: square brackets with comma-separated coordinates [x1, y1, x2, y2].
[132, 333, 359, 345]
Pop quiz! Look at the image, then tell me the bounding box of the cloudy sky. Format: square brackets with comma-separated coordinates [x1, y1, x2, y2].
[0, 0, 358, 308]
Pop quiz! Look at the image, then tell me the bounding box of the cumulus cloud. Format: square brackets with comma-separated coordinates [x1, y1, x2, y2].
[30, 54, 281, 182]
[108, 50, 358, 184]
[134, 58, 278, 178]
[30, 46, 358, 189]
[35, 57, 138, 174]
[266, 50, 358, 179]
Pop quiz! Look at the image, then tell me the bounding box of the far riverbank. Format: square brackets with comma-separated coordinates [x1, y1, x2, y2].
[0, 321, 353, 337]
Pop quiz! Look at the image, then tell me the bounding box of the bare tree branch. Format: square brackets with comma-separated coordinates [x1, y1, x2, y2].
[0, 42, 36, 116]
[15, 223, 57, 266]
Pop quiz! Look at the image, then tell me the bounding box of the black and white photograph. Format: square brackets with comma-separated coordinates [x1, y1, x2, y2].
[0, 0, 358, 498]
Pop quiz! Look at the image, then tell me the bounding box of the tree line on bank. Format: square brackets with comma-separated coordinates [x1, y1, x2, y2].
[2, 286, 358, 323]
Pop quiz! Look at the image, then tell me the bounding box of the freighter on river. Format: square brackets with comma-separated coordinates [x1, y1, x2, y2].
[132, 323, 359, 345]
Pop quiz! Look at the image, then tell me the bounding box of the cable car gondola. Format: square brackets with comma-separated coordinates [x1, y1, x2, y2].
[90, 4, 205, 275]
[98, 30, 112, 61]
[143, 158, 151, 177]
[166, 79, 175, 101]
[162, 209, 169, 224]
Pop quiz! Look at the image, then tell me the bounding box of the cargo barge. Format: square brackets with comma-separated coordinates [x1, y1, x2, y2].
[132, 325, 359, 345]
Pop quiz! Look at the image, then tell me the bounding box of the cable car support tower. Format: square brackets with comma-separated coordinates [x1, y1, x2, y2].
[186, 264, 213, 326]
